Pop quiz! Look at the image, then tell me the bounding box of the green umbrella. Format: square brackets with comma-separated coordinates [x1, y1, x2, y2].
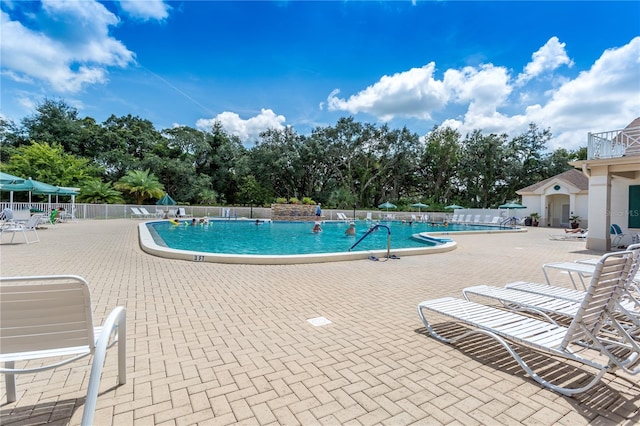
[156, 193, 177, 206]
[499, 202, 526, 209]
[378, 201, 397, 210]
[0, 178, 60, 194]
[0, 172, 25, 184]
[57, 187, 79, 196]
[445, 204, 465, 210]
[411, 202, 429, 212]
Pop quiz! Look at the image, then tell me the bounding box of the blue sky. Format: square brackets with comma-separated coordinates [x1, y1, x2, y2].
[1, 1, 639, 150]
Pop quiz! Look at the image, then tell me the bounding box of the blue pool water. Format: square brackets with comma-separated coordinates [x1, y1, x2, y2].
[148, 220, 494, 256]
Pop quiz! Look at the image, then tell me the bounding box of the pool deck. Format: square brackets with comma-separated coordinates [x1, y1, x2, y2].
[2, 219, 640, 425]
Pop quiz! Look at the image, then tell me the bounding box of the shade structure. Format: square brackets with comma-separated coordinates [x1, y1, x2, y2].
[411, 202, 429, 212]
[378, 201, 397, 210]
[0, 178, 60, 195]
[156, 193, 177, 206]
[445, 204, 465, 210]
[57, 187, 79, 196]
[0, 172, 25, 184]
[499, 202, 526, 209]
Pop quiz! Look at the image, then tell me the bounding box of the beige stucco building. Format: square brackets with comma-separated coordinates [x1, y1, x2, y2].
[517, 169, 589, 229]
[517, 118, 640, 251]
[564, 118, 639, 251]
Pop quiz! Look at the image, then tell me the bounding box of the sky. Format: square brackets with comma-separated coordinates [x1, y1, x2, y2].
[1, 1, 639, 150]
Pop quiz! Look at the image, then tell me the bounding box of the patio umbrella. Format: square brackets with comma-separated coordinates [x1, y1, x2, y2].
[445, 204, 465, 210]
[0, 172, 25, 184]
[498, 202, 526, 209]
[378, 201, 397, 211]
[0, 178, 61, 211]
[411, 202, 429, 212]
[156, 193, 177, 206]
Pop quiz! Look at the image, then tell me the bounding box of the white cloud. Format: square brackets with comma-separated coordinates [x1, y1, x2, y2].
[1, 1, 134, 93]
[327, 63, 448, 121]
[516, 36, 574, 86]
[118, 0, 170, 21]
[326, 37, 639, 151]
[196, 109, 286, 143]
[525, 36, 640, 149]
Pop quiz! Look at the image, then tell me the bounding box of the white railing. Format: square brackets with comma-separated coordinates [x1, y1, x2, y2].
[0, 202, 453, 222]
[587, 125, 640, 160]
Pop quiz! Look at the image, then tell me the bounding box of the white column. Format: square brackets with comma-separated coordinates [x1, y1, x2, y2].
[585, 167, 611, 251]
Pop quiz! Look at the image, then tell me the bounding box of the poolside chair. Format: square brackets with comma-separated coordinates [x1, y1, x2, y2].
[177, 207, 193, 218]
[451, 215, 458, 223]
[0, 275, 126, 426]
[473, 215, 481, 224]
[58, 207, 77, 222]
[37, 209, 59, 227]
[139, 207, 154, 218]
[550, 230, 588, 241]
[0, 208, 14, 222]
[463, 215, 472, 223]
[336, 212, 348, 222]
[365, 212, 372, 221]
[489, 216, 500, 225]
[611, 224, 627, 247]
[418, 250, 640, 395]
[0, 213, 43, 244]
[509, 243, 640, 298]
[130, 207, 144, 218]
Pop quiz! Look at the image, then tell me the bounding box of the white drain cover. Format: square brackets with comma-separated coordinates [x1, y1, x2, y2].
[307, 316, 332, 326]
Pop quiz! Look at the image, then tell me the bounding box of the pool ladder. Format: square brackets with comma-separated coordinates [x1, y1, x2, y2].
[349, 224, 395, 260]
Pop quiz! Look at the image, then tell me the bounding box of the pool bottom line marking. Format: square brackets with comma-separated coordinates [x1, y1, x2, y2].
[307, 317, 332, 326]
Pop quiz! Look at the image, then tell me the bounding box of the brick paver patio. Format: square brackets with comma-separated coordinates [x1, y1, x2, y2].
[2, 219, 640, 425]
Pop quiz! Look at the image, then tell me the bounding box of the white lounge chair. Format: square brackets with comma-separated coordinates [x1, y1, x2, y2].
[473, 215, 481, 224]
[365, 212, 372, 221]
[0, 275, 126, 426]
[177, 207, 193, 218]
[418, 250, 640, 395]
[550, 230, 588, 241]
[489, 216, 500, 224]
[336, 212, 348, 222]
[450, 215, 458, 223]
[0, 208, 14, 222]
[58, 207, 77, 222]
[483, 215, 491, 223]
[130, 207, 144, 218]
[139, 207, 154, 218]
[463, 244, 640, 333]
[509, 243, 640, 297]
[0, 213, 43, 244]
[463, 215, 472, 223]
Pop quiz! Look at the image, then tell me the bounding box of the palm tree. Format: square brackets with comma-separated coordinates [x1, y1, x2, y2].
[114, 170, 164, 204]
[77, 180, 124, 204]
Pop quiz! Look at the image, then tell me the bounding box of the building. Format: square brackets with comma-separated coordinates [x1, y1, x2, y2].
[516, 169, 589, 229]
[569, 118, 640, 251]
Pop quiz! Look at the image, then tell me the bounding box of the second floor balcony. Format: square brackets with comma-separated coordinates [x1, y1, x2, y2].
[587, 118, 640, 160]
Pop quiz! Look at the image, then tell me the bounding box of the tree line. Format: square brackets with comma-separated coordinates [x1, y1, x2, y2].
[0, 99, 586, 210]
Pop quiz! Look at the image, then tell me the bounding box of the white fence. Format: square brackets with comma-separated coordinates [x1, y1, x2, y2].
[0, 202, 453, 222]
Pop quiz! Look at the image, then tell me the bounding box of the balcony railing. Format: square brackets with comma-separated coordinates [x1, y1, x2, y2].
[587, 125, 640, 160]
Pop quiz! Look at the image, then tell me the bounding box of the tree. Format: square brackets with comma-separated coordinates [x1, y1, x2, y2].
[114, 170, 165, 204]
[417, 126, 461, 205]
[1, 141, 99, 187]
[77, 180, 124, 204]
[458, 130, 510, 207]
[97, 114, 164, 181]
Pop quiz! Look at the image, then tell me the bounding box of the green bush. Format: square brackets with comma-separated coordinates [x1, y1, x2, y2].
[275, 197, 287, 204]
[289, 197, 300, 204]
[301, 197, 315, 205]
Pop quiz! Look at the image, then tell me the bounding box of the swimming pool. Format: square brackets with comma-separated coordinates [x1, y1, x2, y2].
[138, 219, 520, 264]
